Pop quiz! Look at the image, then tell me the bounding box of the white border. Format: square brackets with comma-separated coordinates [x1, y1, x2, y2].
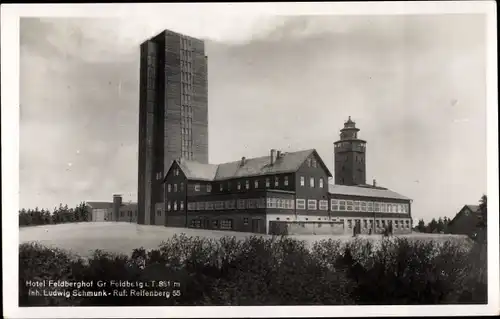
[2, 2, 498, 318]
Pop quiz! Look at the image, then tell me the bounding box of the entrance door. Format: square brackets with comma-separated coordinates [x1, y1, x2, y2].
[252, 219, 261, 233]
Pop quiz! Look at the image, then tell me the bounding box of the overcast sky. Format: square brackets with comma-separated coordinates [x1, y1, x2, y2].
[19, 13, 487, 222]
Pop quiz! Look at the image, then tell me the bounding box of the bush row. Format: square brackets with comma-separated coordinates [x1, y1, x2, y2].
[19, 235, 487, 306]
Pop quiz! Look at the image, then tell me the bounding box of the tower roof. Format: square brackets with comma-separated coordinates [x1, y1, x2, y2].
[345, 116, 355, 125]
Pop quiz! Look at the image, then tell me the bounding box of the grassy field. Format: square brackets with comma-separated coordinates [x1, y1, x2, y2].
[19, 222, 472, 258]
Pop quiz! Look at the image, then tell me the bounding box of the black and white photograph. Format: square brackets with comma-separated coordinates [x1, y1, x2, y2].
[2, 2, 498, 318]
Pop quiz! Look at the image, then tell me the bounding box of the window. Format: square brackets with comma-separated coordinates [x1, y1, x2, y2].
[339, 200, 346, 211]
[174, 184, 178, 192]
[194, 184, 200, 192]
[319, 200, 328, 211]
[319, 178, 324, 188]
[307, 158, 312, 167]
[275, 177, 279, 187]
[196, 202, 204, 210]
[266, 178, 270, 187]
[247, 199, 256, 209]
[227, 182, 231, 190]
[245, 180, 250, 190]
[190, 219, 201, 228]
[206, 202, 214, 210]
[120, 211, 124, 217]
[237, 182, 241, 190]
[225, 200, 236, 210]
[395, 220, 399, 229]
[296, 199, 306, 210]
[156, 210, 161, 217]
[367, 202, 373, 212]
[167, 184, 172, 192]
[187, 202, 195, 211]
[347, 220, 352, 229]
[220, 219, 233, 230]
[300, 176, 305, 186]
[307, 199, 317, 210]
[167, 202, 172, 211]
[219, 183, 223, 191]
[237, 199, 245, 209]
[312, 159, 317, 168]
[310, 177, 315, 188]
[254, 179, 259, 188]
[212, 220, 219, 228]
[174, 201, 178, 211]
[405, 220, 410, 228]
[215, 201, 224, 210]
[284, 176, 289, 186]
[380, 203, 386, 213]
[243, 218, 249, 225]
[331, 199, 339, 211]
[346, 201, 354, 211]
[354, 201, 360, 211]
[180, 183, 184, 191]
[363, 220, 368, 228]
[382, 220, 386, 227]
[266, 198, 276, 208]
[207, 184, 212, 192]
[180, 201, 184, 210]
[374, 202, 380, 212]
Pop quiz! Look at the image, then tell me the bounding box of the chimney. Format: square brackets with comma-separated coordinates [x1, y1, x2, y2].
[113, 194, 122, 221]
[240, 156, 246, 166]
[373, 179, 377, 187]
[270, 149, 277, 165]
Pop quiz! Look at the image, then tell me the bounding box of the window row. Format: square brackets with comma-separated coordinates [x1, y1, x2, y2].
[306, 157, 318, 168]
[295, 199, 329, 211]
[331, 199, 409, 213]
[167, 183, 184, 192]
[166, 201, 185, 211]
[181, 71, 192, 83]
[180, 49, 192, 61]
[186, 197, 297, 211]
[182, 83, 192, 95]
[181, 93, 192, 105]
[193, 176, 290, 192]
[190, 218, 233, 230]
[299, 176, 324, 188]
[345, 219, 411, 229]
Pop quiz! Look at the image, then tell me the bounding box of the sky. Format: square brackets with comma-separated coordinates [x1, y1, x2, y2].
[19, 13, 487, 222]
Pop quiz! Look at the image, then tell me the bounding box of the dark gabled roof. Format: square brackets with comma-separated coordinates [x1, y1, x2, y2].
[448, 204, 481, 225]
[177, 160, 219, 181]
[328, 184, 411, 200]
[85, 202, 113, 209]
[171, 149, 332, 182]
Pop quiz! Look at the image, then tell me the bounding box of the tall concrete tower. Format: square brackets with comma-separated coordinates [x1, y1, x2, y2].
[333, 117, 366, 185]
[137, 29, 208, 225]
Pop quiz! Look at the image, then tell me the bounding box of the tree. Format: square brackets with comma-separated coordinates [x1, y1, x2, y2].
[427, 218, 438, 233]
[417, 219, 426, 233]
[437, 217, 445, 233]
[478, 194, 487, 228]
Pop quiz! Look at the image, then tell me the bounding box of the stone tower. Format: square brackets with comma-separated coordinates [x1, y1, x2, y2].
[334, 117, 366, 185]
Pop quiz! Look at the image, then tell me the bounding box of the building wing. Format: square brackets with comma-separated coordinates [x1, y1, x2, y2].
[328, 184, 411, 200]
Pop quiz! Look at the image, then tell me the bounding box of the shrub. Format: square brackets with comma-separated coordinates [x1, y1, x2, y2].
[19, 235, 485, 306]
